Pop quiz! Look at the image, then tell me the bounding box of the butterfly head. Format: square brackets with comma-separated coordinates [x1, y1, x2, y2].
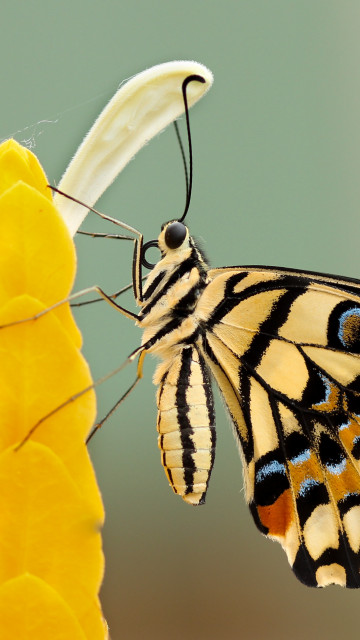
[155, 218, 208, 273]
[159, 220, 189, 254]
[141, 220, 191, 270]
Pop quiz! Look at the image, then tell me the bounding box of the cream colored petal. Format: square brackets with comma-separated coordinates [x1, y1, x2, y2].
[55, 60, 213, 235]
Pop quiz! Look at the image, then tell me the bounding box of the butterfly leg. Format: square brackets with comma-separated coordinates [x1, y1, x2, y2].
[51, 186, 145, 302]
[0, 284, 140, 332]
[86, 351, 147, 444]
[16, 346, 147, 449]
[71, 276, 147, 308]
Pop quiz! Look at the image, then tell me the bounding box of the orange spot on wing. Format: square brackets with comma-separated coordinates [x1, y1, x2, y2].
[326, 464, 360, 503]
[257, 489, 294, 537]
[289, 452, 323, 497]
[339, 416, 360, 453]
[312, 382, 340, 413]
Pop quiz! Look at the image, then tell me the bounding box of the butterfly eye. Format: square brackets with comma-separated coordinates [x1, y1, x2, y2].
[164, 222, 187, 249]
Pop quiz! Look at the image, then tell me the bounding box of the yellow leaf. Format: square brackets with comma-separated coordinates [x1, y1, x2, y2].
[0, 139, 106, 636]
[0, 443, 104, 630]
[0, 574, 88, 640]
[78, 596, 109, 640]
[0, 140, 51, 202]
[0, 295, 102, 514]
[0, 181, 80, 346]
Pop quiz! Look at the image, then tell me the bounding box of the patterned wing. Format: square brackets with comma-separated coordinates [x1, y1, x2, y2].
[196, 265, 360, 587]
[154, 345, 215, 506]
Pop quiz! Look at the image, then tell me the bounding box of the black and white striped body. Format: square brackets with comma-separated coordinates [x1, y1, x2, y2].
[137, 221, 215, 505]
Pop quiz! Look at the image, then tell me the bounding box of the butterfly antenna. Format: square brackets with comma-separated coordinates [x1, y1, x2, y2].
[178, 74, 206, 223]
[173, 120, 189, 206]
[141, 74, 205, 270]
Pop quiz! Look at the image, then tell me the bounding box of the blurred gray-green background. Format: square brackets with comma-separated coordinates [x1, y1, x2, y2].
[3, 1, 360, 638]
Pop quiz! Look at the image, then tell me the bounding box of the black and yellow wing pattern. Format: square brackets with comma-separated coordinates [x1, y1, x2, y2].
[136, 220, 360, 588]
[196, 266, 360, 588]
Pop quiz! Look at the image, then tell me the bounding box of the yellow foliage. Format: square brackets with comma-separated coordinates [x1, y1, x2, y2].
[0, 140, 51, 202]
[0, 444, 103, 622]
[0, 575, 88, 640]
[0, 140, 107, 638]
[0, 181, 80, 345]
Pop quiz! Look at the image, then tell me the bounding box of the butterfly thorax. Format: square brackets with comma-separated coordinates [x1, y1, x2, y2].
[138, 221, 209, 358]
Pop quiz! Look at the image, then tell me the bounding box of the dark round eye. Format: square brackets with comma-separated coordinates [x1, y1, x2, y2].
[164, 222, 187, 249]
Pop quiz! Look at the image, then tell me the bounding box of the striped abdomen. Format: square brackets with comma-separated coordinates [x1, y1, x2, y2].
[156, 345, 215, 505]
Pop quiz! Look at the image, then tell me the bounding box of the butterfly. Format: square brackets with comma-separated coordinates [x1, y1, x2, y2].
[129, 221, 360, 590]
[52, 74, 360, 590]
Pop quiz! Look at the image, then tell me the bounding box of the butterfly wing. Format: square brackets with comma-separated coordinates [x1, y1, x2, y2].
[196, 265, 360, 587]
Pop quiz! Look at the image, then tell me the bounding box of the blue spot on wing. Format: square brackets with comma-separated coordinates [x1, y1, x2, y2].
[256, 460, 286, 483]
[312, 373, 331, 407]
[326, 459, 347, 475]
[339, 421, 351, 432]
[343, 491, 360, 500]
[291, 449, 311, 465]
[338, 491, 360, 517]
[254, 454, 290, 506]
[298, 478, 320, 498]
[339, 307, 360, 348]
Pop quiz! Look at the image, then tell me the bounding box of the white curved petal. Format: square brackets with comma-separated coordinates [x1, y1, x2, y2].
[55, 60, 213, 235]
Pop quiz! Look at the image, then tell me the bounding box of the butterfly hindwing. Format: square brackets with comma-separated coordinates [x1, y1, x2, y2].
[196, 266, 360, 587]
